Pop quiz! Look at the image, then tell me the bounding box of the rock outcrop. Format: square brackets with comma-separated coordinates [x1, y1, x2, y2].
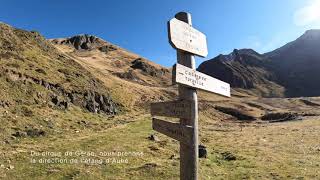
[50, 34, 117, 52]
[131, 58, 169, 77]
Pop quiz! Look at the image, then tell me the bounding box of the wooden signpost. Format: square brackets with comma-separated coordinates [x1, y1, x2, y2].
[150, 100, 193, 119]
[152, 118, 194, 145]
[150, 12, 231, 180]
[168, 18, 208, 57]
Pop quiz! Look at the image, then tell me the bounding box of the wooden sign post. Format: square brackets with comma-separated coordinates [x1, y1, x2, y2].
[150, 12, 230, 180]
[152, 118, 194, 145]
[151, 100, 193, 119]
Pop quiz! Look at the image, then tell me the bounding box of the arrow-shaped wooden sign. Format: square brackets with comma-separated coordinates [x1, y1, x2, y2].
[173, 63, 231, 97]
[168, 18, 208, 57]
[150, 100, 193, 119]
[152, 118, 194, 145]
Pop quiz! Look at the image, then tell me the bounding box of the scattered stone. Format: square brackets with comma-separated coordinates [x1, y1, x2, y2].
[35, 68, 46, 74]
[221, 151, 237, 161]
[113, 70, 141, 82]
[139, 163, 157, 169]
[98, 46, 108, 52]
[12, 131, 27, 138]
[199, 145, 207, 158]
[130, 58, 168, 77]
[148, 134, 159, 142]
[51, 96, 68, 110]
[98, 45, 117, 53]
[84, 92, 118, 114]
[77, 120, 87, 125]
[0, 100, 10, 108]
[169, 154, 176, 160]
[107, 115, 115, 120]
[148, 146, 159, 151]
[26, 129, 46, 137]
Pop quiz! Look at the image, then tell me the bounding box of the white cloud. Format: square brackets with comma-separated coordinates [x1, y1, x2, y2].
[241, 34, 285, 53]
[294, 0, 320, 26]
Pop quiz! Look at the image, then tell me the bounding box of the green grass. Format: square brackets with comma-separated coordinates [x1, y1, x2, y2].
[0, 112, 179, 179]
[1, 109, 319, 179]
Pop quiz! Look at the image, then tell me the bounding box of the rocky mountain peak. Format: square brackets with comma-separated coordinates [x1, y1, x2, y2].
[69, 34, 100, 48]
[50, 34, 108, 50]
[266, 29, 320, 59]
[218, 48, 261, 62]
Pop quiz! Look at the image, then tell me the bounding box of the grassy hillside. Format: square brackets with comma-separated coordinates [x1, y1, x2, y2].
[0, 23, 119, 140]
[50, 34, 174, 110]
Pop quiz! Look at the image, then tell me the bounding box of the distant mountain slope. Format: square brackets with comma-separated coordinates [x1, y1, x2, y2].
[50, 34, 171, 87]
[0, 23, 118, 114]
[198, 49, 285, 97]
[266, 29, 320, 97]
[50, 34, 174, 109]
[198, 30, 320, 97]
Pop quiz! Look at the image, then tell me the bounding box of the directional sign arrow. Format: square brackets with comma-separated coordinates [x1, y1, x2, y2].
[152, 118, 194, 145]
[173, 63, 231, 97]
[150, 100, 193, 119]
[168, 18, 208, 57]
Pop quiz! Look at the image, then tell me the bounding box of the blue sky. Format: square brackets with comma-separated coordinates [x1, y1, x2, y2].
[1, 0, 320, 67]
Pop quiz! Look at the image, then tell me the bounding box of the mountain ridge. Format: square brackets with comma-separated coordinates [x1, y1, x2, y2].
[198, 29, 320, 97]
